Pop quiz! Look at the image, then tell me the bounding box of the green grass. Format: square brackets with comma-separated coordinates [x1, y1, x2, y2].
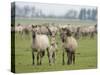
[14, 32, 97, 73]
[14, 18, 96, 25]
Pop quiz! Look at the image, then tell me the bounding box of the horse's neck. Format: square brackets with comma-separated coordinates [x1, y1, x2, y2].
[32, 33, 37, 43]
[65, 35, 70, 42]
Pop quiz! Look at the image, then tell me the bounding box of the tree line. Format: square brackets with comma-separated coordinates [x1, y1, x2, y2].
[11, 4, 97, 21]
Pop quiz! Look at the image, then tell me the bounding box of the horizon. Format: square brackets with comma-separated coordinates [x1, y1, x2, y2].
[13, 1, 97, 16]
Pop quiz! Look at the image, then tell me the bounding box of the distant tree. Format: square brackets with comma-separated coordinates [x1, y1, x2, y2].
[31, 6, 36, 17]
[91, 8, 97, 20]
[39, 10, 42, 16]
[82, 8, 87, 20]
[39, 10, 46, 18]
[87, 9, 91, 20]
[23, 5, 30, 17]
[15, 5, 26, 18]
[65, 10, 77, 19]
[35, 11, 40, 17]
[79, 9, 83, 20]
[79, 8, 87, 20]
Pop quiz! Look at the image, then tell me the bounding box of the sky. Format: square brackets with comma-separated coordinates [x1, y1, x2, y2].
[14, 1, 97, 16]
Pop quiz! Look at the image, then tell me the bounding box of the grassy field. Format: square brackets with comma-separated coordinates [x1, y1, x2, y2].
[14, 31, 97, 73]
[12, 19, 97, 73]
[14, 18, 97, 26]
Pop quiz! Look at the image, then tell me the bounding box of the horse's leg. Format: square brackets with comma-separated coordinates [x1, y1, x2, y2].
[62, 50, 65, 65]
[72, 52, 75, 64]
[21, 31, 24, 39]
[41, 51, 45, 57]
[37, 52, 39, 65]
[70, 52, 73, 64]
[39, 52, 42, 65]
[67, 51, 70, 65]
[49, 52, 53, 65]
[40, 51, 44, 65]
[32, 50, 35, 65]
[47, 48, 50, 64]
[52, 51, 55, 64]
[67, 50, 71, 65]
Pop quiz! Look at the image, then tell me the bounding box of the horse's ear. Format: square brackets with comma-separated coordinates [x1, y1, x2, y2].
[18, 23, 20, 26]
[35, 25, 38, 28]
[66, 29, 72, 36]
[32, 25, 34, 28]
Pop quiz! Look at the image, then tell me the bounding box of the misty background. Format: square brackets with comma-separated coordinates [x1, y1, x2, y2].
[11, 2, 97, 21]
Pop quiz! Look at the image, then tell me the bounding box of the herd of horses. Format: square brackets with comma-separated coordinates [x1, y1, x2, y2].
[11, 23, 97, 66]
